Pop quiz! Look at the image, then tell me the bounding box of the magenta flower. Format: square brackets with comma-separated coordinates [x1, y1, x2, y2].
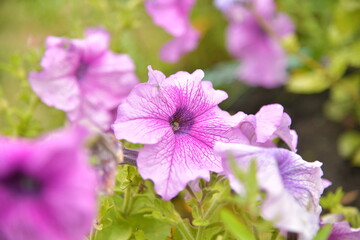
[29, 27, 138, 130]
[218, 0, 294, 88]
[328, 221, 360, 240]
[214, 143, 325, 239]
[113, 66, 242, 200]
[145, 0, 200, 63]
[237, 104, 298, 151]
[0, 128, 97, 240]
[159, 26, 200, 63]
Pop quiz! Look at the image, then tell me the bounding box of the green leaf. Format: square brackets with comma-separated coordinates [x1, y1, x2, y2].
[129, 214, 172, 240]
[338, 131, 360, 158]
[352, 149, 360, 167]
[286, 70, 330, 94]
[134, 230, 146, 240]
[121, 140, 144, 150]
[281, 34, 300, 53]
[94, 220, 132, 240]
[220, 209, 256, 240]
[203, 224, 224, 240]
[246, 160, 259, 210]
[312, 224, 332, 240]
[320, 188, 344, 210]
[192, 218, 210, 227]
[147, 199, 181, 225]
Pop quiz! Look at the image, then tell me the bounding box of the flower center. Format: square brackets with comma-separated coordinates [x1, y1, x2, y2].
[75, 60, 89, 81]
[1, 170, 42, 196]
[171, 121, 180, 131]
[169, 108, 195, 134]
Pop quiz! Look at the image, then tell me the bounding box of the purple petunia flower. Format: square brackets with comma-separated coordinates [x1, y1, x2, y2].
[214, 142, 325, 240]
[29, 27, 138, 131]
[217, 0, 294, 88]
[0, 127, 97, 240]
[236, 103, 298, 151]
[112, 66, 242, 200]
[328, 221, 360, 240]
[145, 0, 200, 63]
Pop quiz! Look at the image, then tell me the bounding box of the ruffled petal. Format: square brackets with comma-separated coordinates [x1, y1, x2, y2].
[273, 13, 294, 37]
[145, 0, 195, 36]
[72, 27, 110, 62]
[29, 73, 80, 111]
[255, 104, 284, 142]
[138, 132, 215, 200]
[113, 83, 175, 144]
[238, 38, 287, 88]
[214, 143, 324, 240]
[39, 45, 80, 77]
[274, 113, 298, 151]
[147, 65, 166, 85]
[82, 52, 138, 109]
[159, 26, 200, 63]
[163, 70, 228, 115]
[328, 221, 360, 240]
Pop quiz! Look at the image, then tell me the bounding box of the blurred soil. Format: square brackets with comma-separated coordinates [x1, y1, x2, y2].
[228, 87, 360, 208]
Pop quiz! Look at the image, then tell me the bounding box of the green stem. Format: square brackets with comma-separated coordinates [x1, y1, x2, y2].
[195, 226, 205, 240]
[89, 225, 96, 240]
[16, 95, 39, 136]
[203, 188, 226, 220]
[186, 185, 200, 202]
[122, 186, 132, 216]
[271, 229, 280, 240]
[177, 220, 195, 240]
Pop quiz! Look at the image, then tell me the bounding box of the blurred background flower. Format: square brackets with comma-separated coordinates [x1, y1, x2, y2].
[0, 0, 359, 224]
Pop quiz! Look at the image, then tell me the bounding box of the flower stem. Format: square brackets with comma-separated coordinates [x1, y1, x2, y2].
[186, 185, 200, 202]
[271, 229, 280, 240]
[122, 186, 131, 216]
[195, 226, 205, 240]
[177, 220, 195, 240]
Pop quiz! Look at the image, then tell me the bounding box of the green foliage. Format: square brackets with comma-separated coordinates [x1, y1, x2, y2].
[1, 0, 360, 239]
[312, 224, 333, 240]
[320, 188, 360, 228]
[121, 140, 144, 150]
[220, 209, 256, 240]
[320, 188, 344, 210]
[93, 165, 173, 240]
[338, 130, 360, 166]
[0, 51, 65, 137]
[286, 70, 330, 94]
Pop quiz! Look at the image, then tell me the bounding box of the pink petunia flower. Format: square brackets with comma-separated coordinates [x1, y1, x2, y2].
[236, 103, 298, 151]
[112, 66, 242, 200]
[145, 0, 200, 63]
[0, 127, 97, 240]
[217, 0, 294, 88]
[29, 27, 138, 130]
[214, 142, 325, 240]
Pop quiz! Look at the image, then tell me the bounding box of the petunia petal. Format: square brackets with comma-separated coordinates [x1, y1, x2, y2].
[138, 132, 216, 200]
[29, 73, 80, 112]
[145, 0, 195, 37]
[255, 104, 284, 143]
[113, 83, 175, 144]
[159, 26, 200, 63]
[82, 52, 138, 109]
[214, 142, 325, 240]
